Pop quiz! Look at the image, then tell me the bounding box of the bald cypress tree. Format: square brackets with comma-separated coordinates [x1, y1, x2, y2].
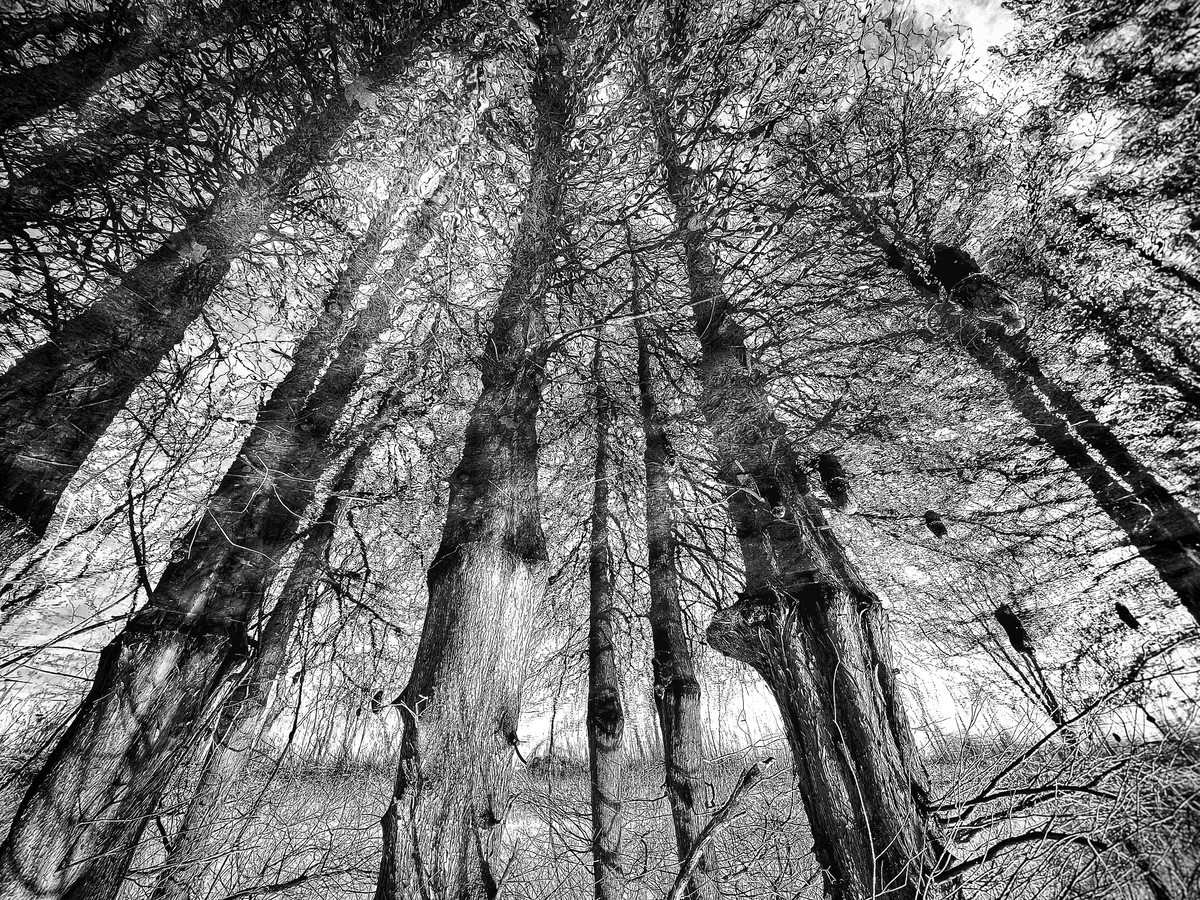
[0, 0, 468, 571]
[637, 4, 946, 897]
[0, 180, 446, 900]
[374, 3, 581, 895]
[586, 337, 625, 900]
[631, 267, 715, 900]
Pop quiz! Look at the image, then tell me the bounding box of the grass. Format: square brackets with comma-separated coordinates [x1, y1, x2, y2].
[0, 726, 1192, 899]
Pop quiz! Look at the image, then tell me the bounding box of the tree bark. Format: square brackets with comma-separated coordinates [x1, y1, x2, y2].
[0, 20, 155, 132]
[0, 180, 443, 900]
[808, 172, 1200, 625]
[0, 9, 113, 55]
[0, 0, 266, 134]
[586, 339, 625, 900]
[0, 0, 465, 566]
[630, 255, 714, 900]
[374, 5, 577, 896]
[642, 13, 944, 896]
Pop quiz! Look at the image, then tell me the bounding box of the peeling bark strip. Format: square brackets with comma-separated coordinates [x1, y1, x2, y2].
[631, 252, 714, 900]
[0, 182, 446, 900]
[812, 173, 1200, 625]
[587, 340, 625, 900]
[374, 4, 579, 898]
[0, 0, 468, 564]
[643, 6, 944, 897]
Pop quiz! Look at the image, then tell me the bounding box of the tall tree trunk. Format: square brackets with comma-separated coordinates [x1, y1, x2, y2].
[950, 306, 1200, 624]
[0, 95, 168, 228]
[641, 14, 944, 896]
[0, 181, 445, 900]
[0, 16, 156, 132]
[813, 175, 1200, 623]
[630, 252, 714, 900]
[587, 339, 624, 900]
[374, 6, 577, 897]
[150, 417, 390, 900]
[0, 0, 263, 134]
[0, 0, 465, 567]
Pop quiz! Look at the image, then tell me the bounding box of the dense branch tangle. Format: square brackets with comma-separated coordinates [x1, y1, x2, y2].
[0, 0, 1195, 899]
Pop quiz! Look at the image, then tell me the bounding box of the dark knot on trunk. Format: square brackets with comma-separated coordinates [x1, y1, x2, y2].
[707, 579, 832, 665]
[588, 688, 625, 750]
[816, 452, 853, 511]
[923, 509, 948, 538]
[929, 243, 1025, 335]
[994, 603, 1035, 656]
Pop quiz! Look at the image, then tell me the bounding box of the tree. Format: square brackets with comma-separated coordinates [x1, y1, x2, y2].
[803, 170, 1200, 625]
[586, 337, 625, 900]
[1005, 0, 1200, 275]
[373, 3, 581, 895]
[150, 378, 414, 900]
[737, 1, 1200, 625]
[0, 176, 447, 899]
[0, 0, 200, 133]
[635, 3, 948, 896]
[0, 0, 468, 571]
[631, 242, 715, 900]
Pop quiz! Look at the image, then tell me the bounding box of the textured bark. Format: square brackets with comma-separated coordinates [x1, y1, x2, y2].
[0, 0, 257, 133]
[0, 0, 465, 564]
[644, 12, 943, 896]
[1, 93, 216, 230]
[150, 427, 384, 900]
[631, 272, 714, 900]
[811, 174, 1200, 625]
[586, 341, 625, 900]
[0, 9, 113, 54]
[990, 329, 1200, 623]
[374, 6, 575, 897]
[953, 311, 1200, 623]
[0, 183, 440, 899]
[0, 24, 153, 132]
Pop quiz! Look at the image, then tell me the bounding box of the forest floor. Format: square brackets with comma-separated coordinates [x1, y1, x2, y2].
[102, 745, 820, 900]
[1, 734, 1190, 899]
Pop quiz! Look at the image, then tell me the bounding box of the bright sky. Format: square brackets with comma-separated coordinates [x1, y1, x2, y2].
[939, 0, 1016, 53]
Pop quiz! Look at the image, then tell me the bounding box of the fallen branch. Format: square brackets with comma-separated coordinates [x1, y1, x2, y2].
[665, 756, 774, 900]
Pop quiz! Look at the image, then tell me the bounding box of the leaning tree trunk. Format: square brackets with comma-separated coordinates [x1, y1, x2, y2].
[630, 255, 715, 900]
[586, 339, 625, 900]
[642, 18, 945, 897]
[0, 0, 265, 134]
[1, 96, 173, 229]
[811, 173, 1200, 625]
[374, 7, 576, 898]
[150, 412, 395, 900]
[0, 179, 446, 900]
[1, 35, 268, 230]
[0, 0, 466, 569]
[0, 8, 162, 133]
